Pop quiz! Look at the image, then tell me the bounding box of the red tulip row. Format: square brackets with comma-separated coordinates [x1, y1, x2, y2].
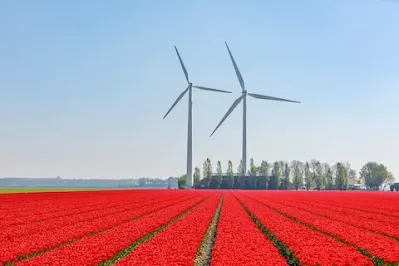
[277, 192, 399, 216]
[2, 190, 179, 220]
[0, 191, 113, 217]
[0, 190, 155, 226]
[0, 193, 204, 265]
[235, 193, 373, 265]
[318, 196, 398, 214]
[252, 196, 399, 263]
[282, 195, 399, 220]
[113, 193, 222, 265]
[269, 197, 399, 240]
[1, 194, 184, 239]
[210, 192, 287, 265]
[13, 192, 212, 266]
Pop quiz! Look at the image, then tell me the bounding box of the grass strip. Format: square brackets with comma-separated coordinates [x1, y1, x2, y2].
[99, 194, 214, 266]
[194, 194, 224, 266]
[234, 194, 300, 266]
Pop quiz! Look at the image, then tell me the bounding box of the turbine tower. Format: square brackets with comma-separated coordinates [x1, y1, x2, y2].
[164, 46, 232, 188]
[210, 42, 301, 175]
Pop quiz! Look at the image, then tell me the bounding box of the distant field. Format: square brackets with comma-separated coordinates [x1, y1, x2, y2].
[0, 187, 106, 194]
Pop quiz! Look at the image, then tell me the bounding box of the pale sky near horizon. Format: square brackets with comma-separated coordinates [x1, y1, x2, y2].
[1, 0, 398, 180]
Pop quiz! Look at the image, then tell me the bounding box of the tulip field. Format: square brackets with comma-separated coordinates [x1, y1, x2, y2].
[1, 190, 399, 265]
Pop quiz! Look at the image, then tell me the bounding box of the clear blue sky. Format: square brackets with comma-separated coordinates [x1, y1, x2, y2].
[0, 0, 398, 180]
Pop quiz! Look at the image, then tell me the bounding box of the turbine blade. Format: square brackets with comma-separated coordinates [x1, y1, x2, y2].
[163, 86, 189, 119]
[174, 46, 189, 83]
[248, 93, 301, 103]
[210, 95, 243, 137]
[225, 42, 245, 91]
[193, 85, 232, 94]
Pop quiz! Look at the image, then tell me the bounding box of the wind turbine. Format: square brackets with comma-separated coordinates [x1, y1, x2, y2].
[210, 42, 301, 175]
[164, 46, 232, 188]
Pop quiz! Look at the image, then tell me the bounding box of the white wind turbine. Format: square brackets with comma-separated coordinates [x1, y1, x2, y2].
[210, 42, 301, 175]
[164, 46, 232, 188]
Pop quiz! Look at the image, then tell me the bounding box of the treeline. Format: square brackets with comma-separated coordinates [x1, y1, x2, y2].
[178, 159, 396, 191]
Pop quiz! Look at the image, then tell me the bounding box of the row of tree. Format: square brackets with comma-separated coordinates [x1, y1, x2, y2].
[178, 159, 396, 190]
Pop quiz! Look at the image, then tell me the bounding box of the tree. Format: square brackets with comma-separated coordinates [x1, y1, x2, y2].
[226, 160, 234, 189]
[324, 163, 334, 190]
[237, 160, 245, 176]
[310, 159, 318, 180]
[359, 162, 373, 189]
[278, 161, 286, 177]
[360, 162, 390, 190]
[270, 162, 281, 189]
[343, 162, 351, 190]
[206, 159, 219, 189]
[193, 167, 201, 188]
[280, 162, 290, 190]
[236, 160, 245, 188]
[315, 161, 323, 190]
[259, 160, 270, 189]
[249, 158, 257, 176]
[202, 158, 212, 188]
[178, 174, 186, 189]
[335, 162, 348, 190]
[203, 159, 208, 180]
[248, 158, 257, 189]
[383, 172, 395, 190]
[291, 160, 303, 190]
[217, 161, 223, 177]
[206, 159, 213, 178]
[277, 161, 286, 189]
[304, 162, 313, 190]
[348, 169, 357, 185]
[322, 163, 330, 187]
[325, 168, 334, 190]
[216, 161, 223, 188]
[310, 159, 322, 190]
